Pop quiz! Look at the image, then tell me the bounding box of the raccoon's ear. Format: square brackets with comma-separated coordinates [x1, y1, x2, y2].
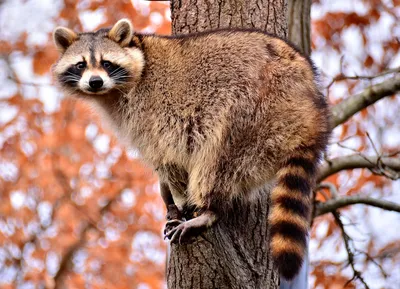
[109, 19, 133, 47]
[53, 27, 78, 53]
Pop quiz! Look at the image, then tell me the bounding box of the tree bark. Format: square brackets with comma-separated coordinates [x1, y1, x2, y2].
[171, 0, 287, 36]
[287, 0, 311, 55]
[167, 1, 287, 288]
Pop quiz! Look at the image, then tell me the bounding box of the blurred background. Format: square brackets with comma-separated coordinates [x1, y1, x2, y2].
[0, 0, 399, 288]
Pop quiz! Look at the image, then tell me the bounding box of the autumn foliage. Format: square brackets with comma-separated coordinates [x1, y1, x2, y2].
[0, 1, 399, 289]
[1, 1, 170, 288]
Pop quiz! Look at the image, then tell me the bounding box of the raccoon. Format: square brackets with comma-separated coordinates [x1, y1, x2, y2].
[52, 19, 330, 280]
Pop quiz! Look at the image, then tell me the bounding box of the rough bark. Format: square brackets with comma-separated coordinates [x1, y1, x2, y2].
[171, 0, 287, 37]
[168, 192, 277, 289]
[167, 1, 287, 288]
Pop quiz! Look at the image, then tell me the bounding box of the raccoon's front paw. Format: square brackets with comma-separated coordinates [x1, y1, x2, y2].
[164, 219, 198, 244]
[164, 212, 216, 244]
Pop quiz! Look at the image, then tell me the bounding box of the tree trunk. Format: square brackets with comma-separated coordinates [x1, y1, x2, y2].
[167, 1, 287, 288]
[288, 0, 311, 55]
[171, 0, 287, 36]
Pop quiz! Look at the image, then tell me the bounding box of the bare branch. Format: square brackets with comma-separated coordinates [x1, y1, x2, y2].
[365, 132, 379, 157]
[326, 67, 400, 88]
[317, 182, 339, 199]
[332, 211, 370, 289]
[333, 212, 370, 289]
[317, 154, 400, 182]
[361, 252, 388, 279]
[7, 76, 52, 87]
[315, 184, 391, 282]
[315, 181, 400, 216]
[288, 0, 311, 55]
[54, 225, 91, 289]
[373, 243, 400, 260]
[316, 195, 400, 216]
[330, 74, 400, 128]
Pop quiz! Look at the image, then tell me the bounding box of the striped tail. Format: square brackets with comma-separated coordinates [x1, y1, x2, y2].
[269, 150, 317, 280]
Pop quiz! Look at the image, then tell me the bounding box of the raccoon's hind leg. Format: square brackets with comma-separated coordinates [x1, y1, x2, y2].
[160, 182, 182, 221]
[160, 182, 184, 238]
[157, 164, 192, 239]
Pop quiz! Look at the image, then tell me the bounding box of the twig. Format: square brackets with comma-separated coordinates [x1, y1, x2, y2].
[365, 132, 380, 157]
[328, 134, 358, 146]
[386, 150, 400, 158]
[361, 133, 400, 179]
[53, 225, 91, 289]
[7, 76, 52, 87]
[332, 211, 370, 289]
[317, 182, 339, 199]
[372, 243, 400, 260]
[361, 251, 388, 279]
[325, 67, 400, 90]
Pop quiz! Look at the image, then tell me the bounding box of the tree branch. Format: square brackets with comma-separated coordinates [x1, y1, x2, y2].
[318, 154, 400, 182]
[7, 76, 52, 87]
[288, 0, 311, 55]
[316, 185, 384, 288]
[330, 74, 400, 128]
[326, 67, 400, 89]
[316, 196, 400, 216]
[54, 225, 91, 289]
[332, 211, 370, 289]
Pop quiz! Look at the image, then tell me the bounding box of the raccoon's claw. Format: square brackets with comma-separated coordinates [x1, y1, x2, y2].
[164, 212, 216, 244]
[165, 220, 194, 244]
[164, 219, 184, 239]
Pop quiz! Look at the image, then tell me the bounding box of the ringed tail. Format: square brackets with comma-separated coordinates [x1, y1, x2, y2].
[269, 149, 318, 280]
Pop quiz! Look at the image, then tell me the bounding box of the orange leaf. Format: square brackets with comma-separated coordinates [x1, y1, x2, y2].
[364, 55, 374, 68]
[33, 46, 58, 75]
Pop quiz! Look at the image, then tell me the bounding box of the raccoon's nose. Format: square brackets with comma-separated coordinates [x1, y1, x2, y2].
[89, 76, 104, 90]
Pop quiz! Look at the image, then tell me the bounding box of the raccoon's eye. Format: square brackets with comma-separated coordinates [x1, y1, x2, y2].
[75, 62, 86, 70]
[102, 61, 112, 69]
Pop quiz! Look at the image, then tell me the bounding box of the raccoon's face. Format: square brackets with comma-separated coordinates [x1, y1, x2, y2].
[52, 19, 144, 96]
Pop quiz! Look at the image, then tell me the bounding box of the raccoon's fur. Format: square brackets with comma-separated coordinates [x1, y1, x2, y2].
[53, 19, 330, 280]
